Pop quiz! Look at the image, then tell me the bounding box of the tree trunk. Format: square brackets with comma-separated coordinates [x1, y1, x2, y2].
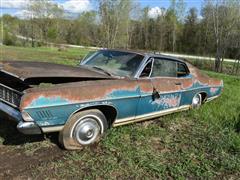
[215, 37, 221, 72]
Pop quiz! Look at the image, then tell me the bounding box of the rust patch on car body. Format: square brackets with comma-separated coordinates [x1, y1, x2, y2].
[20, 79, 139, 110]
[187, 62, 222, 87]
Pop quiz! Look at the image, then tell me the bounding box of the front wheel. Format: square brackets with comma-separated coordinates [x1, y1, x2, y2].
[59, 109, 108, 150]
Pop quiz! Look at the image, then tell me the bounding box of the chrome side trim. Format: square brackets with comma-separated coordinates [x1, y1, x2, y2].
[113, 105, 191, 126]
[41, 125, 64, 133]
[206, 95, 220, 102]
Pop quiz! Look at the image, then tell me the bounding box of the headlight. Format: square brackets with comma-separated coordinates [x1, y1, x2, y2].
[22, 111, 34, 122]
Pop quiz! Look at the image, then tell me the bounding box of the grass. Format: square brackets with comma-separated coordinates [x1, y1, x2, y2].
[36, 72, 240, 179]
[0, 45, 89, 65]
[0, 45, 239, 179]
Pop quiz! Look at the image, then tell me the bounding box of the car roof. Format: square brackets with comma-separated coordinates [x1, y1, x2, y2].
[102, 49, 187, 64]
[147, 53, 187, 64]
[100, 48, 146, 56]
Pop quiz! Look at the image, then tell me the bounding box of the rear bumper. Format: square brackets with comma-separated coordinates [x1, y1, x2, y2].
[0, 101, 42, 135]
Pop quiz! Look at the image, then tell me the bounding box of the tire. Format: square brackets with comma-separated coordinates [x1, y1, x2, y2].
[59, 109, 108, 150]
[192, 93, 202, 109]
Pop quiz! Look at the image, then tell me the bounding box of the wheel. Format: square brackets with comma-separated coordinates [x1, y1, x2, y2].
[59, 109, 108, 150]
[192, 93, 202, 108]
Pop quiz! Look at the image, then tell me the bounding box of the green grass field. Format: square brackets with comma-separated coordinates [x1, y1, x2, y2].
[0, 45, 89, 65]
[0, 46, 239, 179]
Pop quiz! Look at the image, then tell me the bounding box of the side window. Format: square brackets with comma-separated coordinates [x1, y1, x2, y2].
[151, 59, 177, 77]
[177, 63, 189, 77]
[140, 59, 153, 78]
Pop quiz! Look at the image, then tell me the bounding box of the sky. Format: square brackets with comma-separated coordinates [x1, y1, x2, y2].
[0, 0, 204, 19]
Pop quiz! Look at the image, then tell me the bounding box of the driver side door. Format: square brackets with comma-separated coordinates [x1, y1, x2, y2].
[136, 57, 191, 118]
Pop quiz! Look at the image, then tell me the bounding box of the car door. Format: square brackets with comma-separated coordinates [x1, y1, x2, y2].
[136, 57, 192, 117]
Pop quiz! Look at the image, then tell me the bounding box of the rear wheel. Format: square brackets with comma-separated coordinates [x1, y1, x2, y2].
[59, 109, 108, 150]
[192, 93, 202, 108]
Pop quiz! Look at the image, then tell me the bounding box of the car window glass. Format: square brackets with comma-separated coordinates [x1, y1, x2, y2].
[177, 63, 188, 77]
[85, 51, 144, 77]
[81, 51, 96, 64]
[151, 59, 177, 77]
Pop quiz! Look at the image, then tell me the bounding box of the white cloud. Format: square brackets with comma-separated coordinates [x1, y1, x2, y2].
[61, 0, 92, 14]
[1, 0, 93, 18]
[1, 0, 30, 9]
[14, 9, 32, 19]
[148, 7, 163, 19]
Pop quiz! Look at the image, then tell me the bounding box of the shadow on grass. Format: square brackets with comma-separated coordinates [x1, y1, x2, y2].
[0, 112, 59, 146]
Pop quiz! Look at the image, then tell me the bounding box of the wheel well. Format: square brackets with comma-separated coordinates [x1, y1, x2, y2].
[200, 92, 207, 103]
[77, 105, 117, 127]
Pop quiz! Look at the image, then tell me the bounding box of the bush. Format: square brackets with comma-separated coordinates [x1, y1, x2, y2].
[3, 31, 17, 46]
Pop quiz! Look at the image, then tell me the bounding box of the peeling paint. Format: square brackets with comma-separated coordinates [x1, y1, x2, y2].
[152, 94, 181, 108]
[28, 96, 71, 108]
[210, 87, 219, 95]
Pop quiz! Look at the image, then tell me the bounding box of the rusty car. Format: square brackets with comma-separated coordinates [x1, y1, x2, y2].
[0, 49, 223, 150]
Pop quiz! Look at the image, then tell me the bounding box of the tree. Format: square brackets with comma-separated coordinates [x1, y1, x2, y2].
[98, 0, 132, 48]
[27, 0, 64, 45]
[75, 11, 98, 46]
[181, 8, 199, 53]
[202, 0, 240, 72]
[168, 0, 186, 52]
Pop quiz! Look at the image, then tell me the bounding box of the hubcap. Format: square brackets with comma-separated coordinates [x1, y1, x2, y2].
[74, 118, 100, 145]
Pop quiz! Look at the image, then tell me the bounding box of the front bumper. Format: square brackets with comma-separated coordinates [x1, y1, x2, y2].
[17, 121, 42, 135]
[0, 101, 42, 135]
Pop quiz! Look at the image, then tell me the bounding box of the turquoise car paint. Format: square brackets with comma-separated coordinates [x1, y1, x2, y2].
[24, 83, 222, 128]
[136, 92, 182, 117]
[28, 96, 71, 109]
[24, 88, 141, 127]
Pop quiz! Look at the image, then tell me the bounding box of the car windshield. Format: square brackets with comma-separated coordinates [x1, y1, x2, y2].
[83, 50, 145, 77]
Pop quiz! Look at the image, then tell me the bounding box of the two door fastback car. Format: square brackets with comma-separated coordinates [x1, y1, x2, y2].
[0, 49, 223, 149]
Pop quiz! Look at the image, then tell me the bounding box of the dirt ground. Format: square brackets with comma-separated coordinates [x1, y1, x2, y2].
[0, 115, 65, 179]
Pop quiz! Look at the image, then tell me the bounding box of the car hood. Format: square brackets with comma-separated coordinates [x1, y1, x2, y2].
[0, 61, 112, 81]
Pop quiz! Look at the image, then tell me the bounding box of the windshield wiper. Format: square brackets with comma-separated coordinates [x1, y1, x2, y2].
[92, 66, 112, 76]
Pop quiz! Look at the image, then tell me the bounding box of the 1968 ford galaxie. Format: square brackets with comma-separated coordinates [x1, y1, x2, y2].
[0, 49, 223, 149]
